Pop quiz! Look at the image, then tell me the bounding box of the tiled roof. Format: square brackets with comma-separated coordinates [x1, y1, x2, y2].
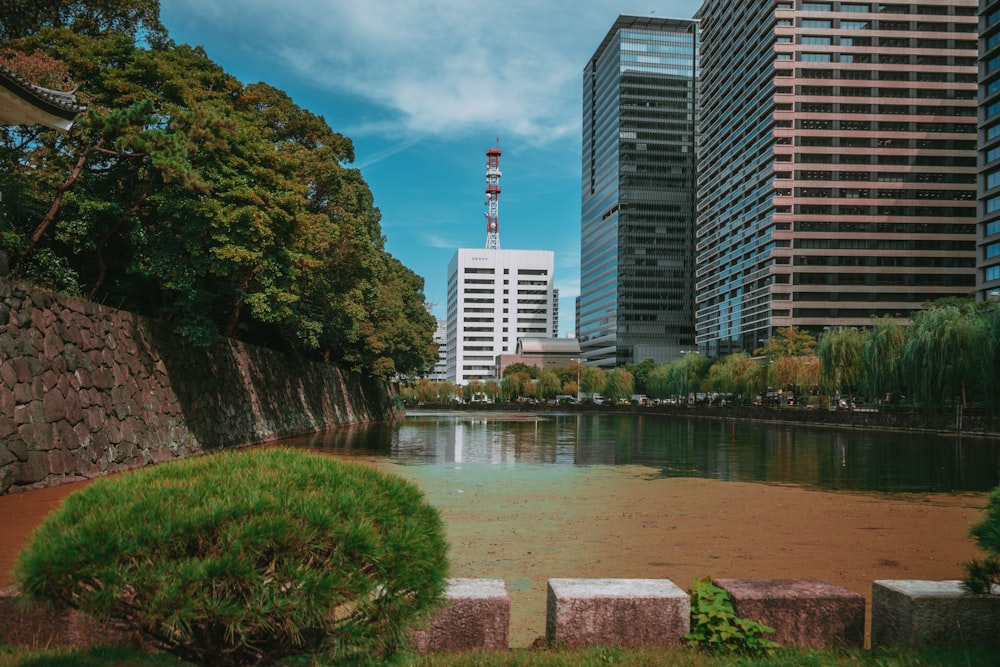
[0, 62, 86, 129]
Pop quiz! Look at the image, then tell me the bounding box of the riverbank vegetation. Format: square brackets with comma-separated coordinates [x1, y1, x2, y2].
[405, 298, 1000, 416]
[0, 1, 436, 379]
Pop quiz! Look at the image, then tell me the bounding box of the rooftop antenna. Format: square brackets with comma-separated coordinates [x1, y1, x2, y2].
[485, 138, 502, 249]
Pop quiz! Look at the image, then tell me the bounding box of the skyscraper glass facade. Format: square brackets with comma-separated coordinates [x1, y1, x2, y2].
[579, 15, 698, 367]
[980, 0, 1000, 299]
[697, 0, 978, 357]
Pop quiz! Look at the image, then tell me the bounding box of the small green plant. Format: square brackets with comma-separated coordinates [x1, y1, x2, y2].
[963, 485, 1000, 594]
[14, 448, 449, 667]
[685, 576, 780, 656]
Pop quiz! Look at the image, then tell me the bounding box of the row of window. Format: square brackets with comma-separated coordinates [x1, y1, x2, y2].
[790, 36, 974, 48]
[786, 53, 975, 65]
[793, 120, 974, 133]
[790, 188, 974, 200]
[780, 3, 974, 15]
[796, 69, 976, 82]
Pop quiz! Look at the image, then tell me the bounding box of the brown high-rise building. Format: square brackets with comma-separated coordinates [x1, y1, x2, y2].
[696, 0, 978, 357]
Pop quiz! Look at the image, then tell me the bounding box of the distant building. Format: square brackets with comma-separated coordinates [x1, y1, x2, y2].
[980, 0, 1000, 300]
[495, 337, 582, 378]
[696, 0, 978, 356]
[446, 248, 556, 385]
[579, 15, 699, 368]
[427, 319, 449, 381]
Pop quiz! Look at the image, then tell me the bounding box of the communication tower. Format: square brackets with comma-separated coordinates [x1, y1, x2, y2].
[485, 141, 502, 249]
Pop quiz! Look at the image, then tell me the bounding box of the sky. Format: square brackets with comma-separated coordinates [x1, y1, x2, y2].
[158, 1, 704, 335]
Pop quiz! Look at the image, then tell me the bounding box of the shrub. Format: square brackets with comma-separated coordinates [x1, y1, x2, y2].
[963, 485, 1000, 594]
[686, 577, 780, 656]
[14, 448, 449, 667]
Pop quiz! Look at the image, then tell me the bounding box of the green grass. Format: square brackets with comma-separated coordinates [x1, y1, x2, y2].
[2, 645, 998, 667]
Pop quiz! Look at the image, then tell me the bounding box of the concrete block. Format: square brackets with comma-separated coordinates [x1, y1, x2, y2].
[546, 578, 689, 648]
[872, 580, 1000, 649]
[410, 578, 510, 654]
[715, 578, 864, 648]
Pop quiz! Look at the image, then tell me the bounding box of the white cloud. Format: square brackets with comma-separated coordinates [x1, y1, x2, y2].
[164, 0, 701, 144]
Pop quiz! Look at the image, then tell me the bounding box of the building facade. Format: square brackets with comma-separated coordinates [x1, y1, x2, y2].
[980, 0, 1000, 300]
[579, 15, 699, 368]
[696, 0, 978, 357]
[446, 248, 555, 385]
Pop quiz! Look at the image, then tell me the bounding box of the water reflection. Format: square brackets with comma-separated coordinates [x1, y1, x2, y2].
[289, 412, 1000, 493]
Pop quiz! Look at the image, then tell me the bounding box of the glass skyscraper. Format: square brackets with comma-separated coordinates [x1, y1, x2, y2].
[696, 0, 978, 357]
[579, 15, 698, 367]
[980, 0, 1000, 299]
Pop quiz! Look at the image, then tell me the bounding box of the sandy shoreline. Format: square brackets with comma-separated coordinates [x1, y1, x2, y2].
[0, 457, 988, 648]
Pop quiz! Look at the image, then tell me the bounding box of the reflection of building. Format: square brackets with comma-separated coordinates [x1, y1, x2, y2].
[696, 0, 978, 356]
[980, 0, 1000, 300]
[446, 248, 555, 385]
[495, 337, 581, 378]
[579, 15, 699, 368]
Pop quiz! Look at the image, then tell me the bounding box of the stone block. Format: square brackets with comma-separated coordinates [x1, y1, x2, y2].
[410, 578, 510, 654]
[714, 578, 864, 648]
[872, 580, 1000, 649]
[546, 578, 689, 649]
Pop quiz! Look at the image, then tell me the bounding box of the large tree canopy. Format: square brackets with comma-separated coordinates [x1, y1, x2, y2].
[0, 5, 436, 378]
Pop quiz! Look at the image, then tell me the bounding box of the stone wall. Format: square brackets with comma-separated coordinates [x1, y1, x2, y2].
[0, 278, 395, 495]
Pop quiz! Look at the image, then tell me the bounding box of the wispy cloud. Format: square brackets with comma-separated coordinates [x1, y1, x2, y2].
[165, 1, 701, 144]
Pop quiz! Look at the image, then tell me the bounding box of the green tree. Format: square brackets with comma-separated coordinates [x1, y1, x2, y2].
[862, 316, 907, 403]
[536, 370, 561, 399]
[901, 300, 984, 412]
[15, 449, 449, 667]
[502, 362, 539, 379]
[817, 327, 868, 399]
[581, 366, 607, 397]
[0, 0, 166, 43]
[755, 326, 817, 360]
[1, 20, 436, 377]
[706, 352, 764, 402]
[603, 368, 634, 401]
[624, 357, 656, 395]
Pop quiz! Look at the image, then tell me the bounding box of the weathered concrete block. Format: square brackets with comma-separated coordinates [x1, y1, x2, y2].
[546, 578, 689, 648]
[872, 580, 1000, 649]
[410, 578, 510, 654]
[715, 578, 864, 648]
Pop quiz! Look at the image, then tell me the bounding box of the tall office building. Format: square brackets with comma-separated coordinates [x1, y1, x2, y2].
[446, 248, 555, 384]
[579, 15, 699, 367]
[980, 0, 1000, 299]
[696, 0, 978, 357]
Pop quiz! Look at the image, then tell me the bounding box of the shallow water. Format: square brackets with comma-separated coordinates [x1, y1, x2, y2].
[284, 411, 1000, 493]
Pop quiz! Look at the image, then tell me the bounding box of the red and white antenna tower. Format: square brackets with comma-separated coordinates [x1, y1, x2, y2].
[485, 140, 502, 250]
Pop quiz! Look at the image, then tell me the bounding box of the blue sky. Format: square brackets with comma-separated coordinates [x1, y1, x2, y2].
[159, 1, 704, 335]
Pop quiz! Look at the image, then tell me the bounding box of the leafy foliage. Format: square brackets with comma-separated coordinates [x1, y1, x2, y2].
[963, 486, 1000, 595]
[1, 14, 436, 377]
[686, 577, 780, 656]
[14, 448, 450, 667]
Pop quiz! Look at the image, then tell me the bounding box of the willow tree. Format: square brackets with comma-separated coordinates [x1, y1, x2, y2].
[861, 316, 906, 403]
[817, 327, 868, 399]
[705, 352, 764, 402]
[901, 300, 984, 413]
